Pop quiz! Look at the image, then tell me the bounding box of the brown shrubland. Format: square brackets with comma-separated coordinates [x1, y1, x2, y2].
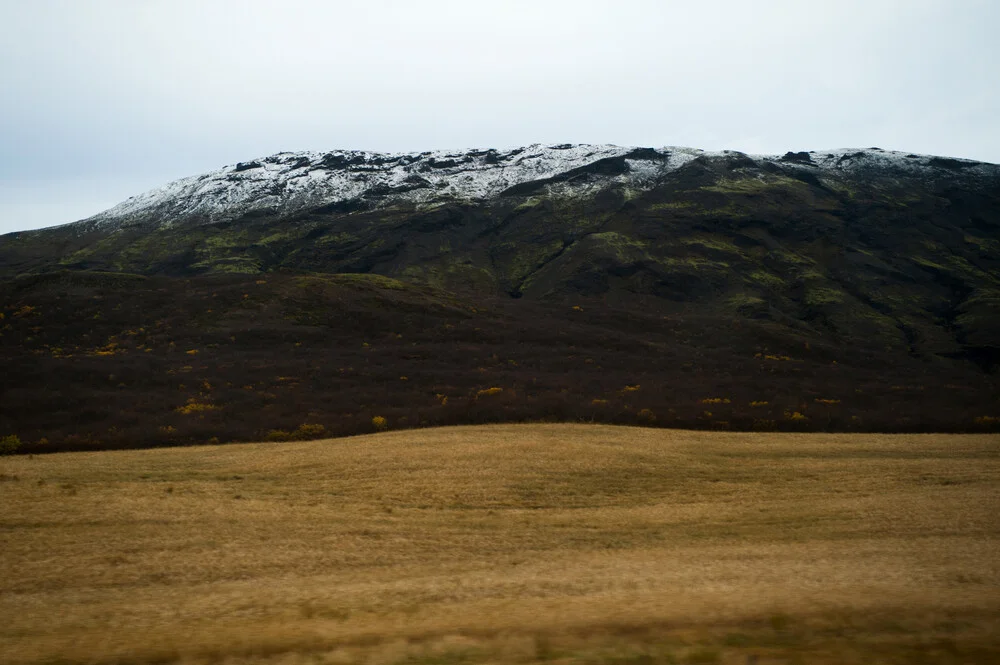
[0, 424, 997, 664]
[2, 273, 998, 452]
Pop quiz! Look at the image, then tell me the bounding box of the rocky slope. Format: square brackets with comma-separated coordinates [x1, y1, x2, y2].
[4, 144, 998, 359]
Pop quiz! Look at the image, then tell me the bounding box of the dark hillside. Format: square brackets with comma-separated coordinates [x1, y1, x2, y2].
[0, 270, 996, 454]
[1, 145, 998, 450]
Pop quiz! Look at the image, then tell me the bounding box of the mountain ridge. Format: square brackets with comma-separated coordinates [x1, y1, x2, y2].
[16, 143, 1000, 235]
[2, 142, 997, 364]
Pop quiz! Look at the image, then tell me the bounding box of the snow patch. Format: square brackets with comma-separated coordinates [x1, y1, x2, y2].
[69, 144, 999, 233]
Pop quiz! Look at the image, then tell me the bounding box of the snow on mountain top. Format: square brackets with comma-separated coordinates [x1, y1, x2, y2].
[71, 144, 999, 232]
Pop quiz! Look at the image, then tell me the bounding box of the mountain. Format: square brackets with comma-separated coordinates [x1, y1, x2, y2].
[1, 144, 998, 451]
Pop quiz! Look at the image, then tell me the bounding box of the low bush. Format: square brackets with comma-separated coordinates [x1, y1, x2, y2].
[0, 434, 21, 455]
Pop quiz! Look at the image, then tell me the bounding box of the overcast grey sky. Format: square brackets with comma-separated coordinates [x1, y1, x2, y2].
[1, 0, 998, 233]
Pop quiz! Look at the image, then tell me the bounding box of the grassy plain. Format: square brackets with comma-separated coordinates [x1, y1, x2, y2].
[1, 424, 998, 665]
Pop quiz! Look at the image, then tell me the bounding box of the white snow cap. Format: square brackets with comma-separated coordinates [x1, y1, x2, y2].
[73, 144, 999, 232]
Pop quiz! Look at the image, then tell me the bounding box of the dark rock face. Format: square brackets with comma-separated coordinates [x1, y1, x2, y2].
[781, 151, 815, 164]
[928, 156, 976, 170]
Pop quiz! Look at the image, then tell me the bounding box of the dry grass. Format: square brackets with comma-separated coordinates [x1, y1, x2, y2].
[1, 424, 998, 665]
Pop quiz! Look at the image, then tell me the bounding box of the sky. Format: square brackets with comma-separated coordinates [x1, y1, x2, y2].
[1, 0, 998, 234]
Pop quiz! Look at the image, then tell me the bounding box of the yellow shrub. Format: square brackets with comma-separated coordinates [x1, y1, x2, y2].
[176, 398, 219, 415]
[0, 434, 22, 455]
[91, 341, 120, 356]
[293, 423, 326, 439]
[372, 416, 388, 432]
[814, 398, 841, 405]
[476, 387, 503, 399]
[637, 408, 656, 422]
[785, 411, 808, 421]
[750, 401, 769, 407]
[591, 399, 609, 407]
[700, 397, 731, 404]
[267, 425, 327, 442]
[622, 384, 641, 393]
[975, 416, 999, 425]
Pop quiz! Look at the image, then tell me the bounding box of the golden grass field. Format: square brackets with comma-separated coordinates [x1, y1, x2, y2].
[1, 424, 998, 665]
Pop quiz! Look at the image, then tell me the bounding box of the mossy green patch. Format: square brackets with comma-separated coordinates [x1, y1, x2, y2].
[961, 288, 1000, 308]
[964, 235, 1000, 255]
[257, 229, 309, 246]
[913, 255, 996, 285]
[804, 287, 846, 308]
[190, 257, 262, 274]
[768, 249, 815, 267]
[513, 197, 543, 212]
[588, 232, 649, 263]
[702, 175, 811, 196]
[315, 232, 360, 246]
[202, 230, 250, 249]
[748, 271, 786, 291]
[655, 255, 731, 274]
[727, 292, 769, 316]
[648, 201, 701, 212]
[682, 235, 746, 257]
[727, 292, 767, 307]
[798, 269, 826, 282]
